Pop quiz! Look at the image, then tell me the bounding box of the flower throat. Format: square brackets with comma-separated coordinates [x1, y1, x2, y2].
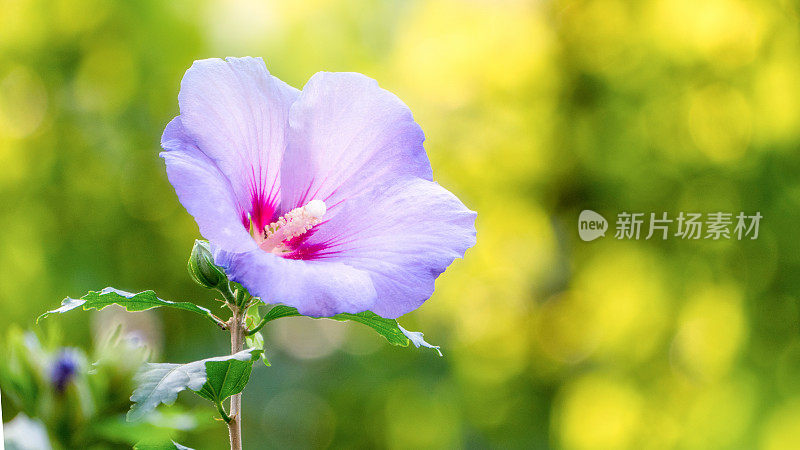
[250, 200, 326, 255]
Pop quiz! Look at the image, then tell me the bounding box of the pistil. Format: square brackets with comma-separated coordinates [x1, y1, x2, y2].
[254, 200, 326, 254]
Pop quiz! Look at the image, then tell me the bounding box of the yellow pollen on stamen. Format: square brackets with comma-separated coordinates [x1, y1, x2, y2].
[255, 200, 326, 254]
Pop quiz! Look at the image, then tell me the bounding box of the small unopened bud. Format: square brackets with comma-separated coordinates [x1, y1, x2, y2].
[188, 240, 227, 289]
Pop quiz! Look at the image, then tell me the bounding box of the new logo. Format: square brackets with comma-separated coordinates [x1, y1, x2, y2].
[578, 210, 608, 241]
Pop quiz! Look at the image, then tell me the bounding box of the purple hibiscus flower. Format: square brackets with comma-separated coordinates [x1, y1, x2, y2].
[161, 57, 476, 319]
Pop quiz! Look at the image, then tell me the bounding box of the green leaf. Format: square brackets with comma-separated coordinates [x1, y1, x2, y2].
[254, 304, 442, 354]
[258, 305, 412, 346]
[245, 303, 262, 329]
[195, 349, 261, 404]
[245, 305, 270, 366]
[327, 311, 409, 346]
[127, 349, 259, 422]
[396, 324, 443, 356]
[245, 331, 270, 366]
[261, 304, 302, 322]
[245, 331, 263, 351]
[38, 288, 225, 329]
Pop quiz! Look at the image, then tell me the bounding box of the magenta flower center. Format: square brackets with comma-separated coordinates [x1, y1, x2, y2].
[251, 200, 327, 256]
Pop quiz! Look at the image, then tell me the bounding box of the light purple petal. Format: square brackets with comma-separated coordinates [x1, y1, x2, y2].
[281, 72, 432, 216]
[214, 247, 378, 317]
[163, 61, 476, 320]
[161, 118, 256, 253]
[177, 57, 299, 231]
[291, 177, 477, 318]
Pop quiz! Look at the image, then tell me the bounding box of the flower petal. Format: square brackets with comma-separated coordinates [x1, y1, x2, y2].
[161, 118, 256, 253]
[281, 72, 432, 215]
[296, 177, 477, 318]
[177, 57, 299, 230]
[214, 247, 378, 317]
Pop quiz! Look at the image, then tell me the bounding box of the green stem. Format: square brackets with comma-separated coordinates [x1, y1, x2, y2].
[208, 312, 228, 330]
[216, 401, 232, 424]
[245, 316, 268, 336]
[218, 282, 238, 305]
[228, 306, 244, 450]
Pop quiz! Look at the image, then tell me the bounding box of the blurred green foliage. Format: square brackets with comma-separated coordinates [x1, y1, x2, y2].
[2, 0, 800, 448]
[0, 326, 205, 448]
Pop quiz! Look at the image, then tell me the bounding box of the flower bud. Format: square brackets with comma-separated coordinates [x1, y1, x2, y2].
[50, 349, 79, 394]
[188, 240, 227, 289]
